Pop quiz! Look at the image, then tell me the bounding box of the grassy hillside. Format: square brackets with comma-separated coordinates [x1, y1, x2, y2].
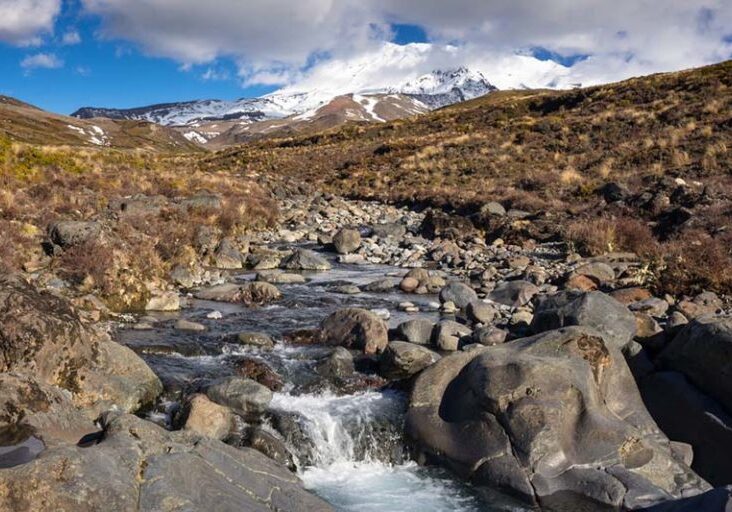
[0, 95, 201, 151]
[203, 61, 732, 294]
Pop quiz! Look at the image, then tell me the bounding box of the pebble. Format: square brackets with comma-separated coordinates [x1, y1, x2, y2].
[207, 310, 223, 320]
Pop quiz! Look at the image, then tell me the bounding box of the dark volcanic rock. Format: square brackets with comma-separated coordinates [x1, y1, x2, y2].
[641, 371, 732, 486]
[406, 327, 708, 509]
[532, 290, 637, 350]
[658, 315, 732, 415]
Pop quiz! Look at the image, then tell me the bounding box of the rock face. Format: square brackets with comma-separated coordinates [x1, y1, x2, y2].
[333, 228, 362, 254]
[658, 316, 732, 414]
[0, 274, 161, 417]
[532, 291, 637, 350]
[379, 341, 440, 380]
[319, 308, 388, 354]
[0, 413, 332, 512]
[406, 327, 708, 509]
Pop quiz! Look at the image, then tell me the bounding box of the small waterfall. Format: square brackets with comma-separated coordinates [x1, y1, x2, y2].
[269, 390, 486, 512]
[270, 390, 406, 467]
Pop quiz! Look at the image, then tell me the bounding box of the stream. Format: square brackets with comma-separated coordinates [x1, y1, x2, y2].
[116, 249, 527, 511]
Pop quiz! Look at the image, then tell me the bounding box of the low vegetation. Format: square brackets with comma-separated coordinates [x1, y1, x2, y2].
[0, 136, 276, 309]
[1, 61, 731, 299]
[202, 60, 732, 295]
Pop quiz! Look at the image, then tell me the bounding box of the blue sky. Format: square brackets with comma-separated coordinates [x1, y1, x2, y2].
[0, 21, 430, 114]
[1, 1, 730, 115]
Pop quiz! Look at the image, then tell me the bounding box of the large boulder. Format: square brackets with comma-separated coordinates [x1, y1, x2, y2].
[0, 274, 161, 417]
[406, 327, 708, 509]
[641, 371, 732, 486]
[0, 412, 332, 512]
[332, 228, 362, 254]
[281, 248, 331, 271]
[379, 341, 440, 380]
[438, 282, 478, 309]
[319, 308, 388, 354]
[47, 220, 101, 248]
[658, 316, 732, 415]
[531, 291, 637, 350]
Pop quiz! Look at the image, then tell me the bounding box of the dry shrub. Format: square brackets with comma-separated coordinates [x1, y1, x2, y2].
[658, 231, 732, 295]
[565, 216, 659, 257]
[56, 240, 115, 292]
[566, 218, 617, 255]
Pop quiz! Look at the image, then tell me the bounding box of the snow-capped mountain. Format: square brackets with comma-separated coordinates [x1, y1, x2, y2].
[393, 67, 497, 109]
[72, 66, 497, 127]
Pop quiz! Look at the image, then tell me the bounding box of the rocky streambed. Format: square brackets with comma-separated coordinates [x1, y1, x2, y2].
[2, 193, 732, 511]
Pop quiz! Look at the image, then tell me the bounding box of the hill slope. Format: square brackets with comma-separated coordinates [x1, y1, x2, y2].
[0, 96, 200, 152]
[204, 60, 732, 293]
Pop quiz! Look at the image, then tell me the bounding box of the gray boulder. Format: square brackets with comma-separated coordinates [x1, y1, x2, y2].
[406, 327, 709, 509]
[281, 248, 331, 271]
[466, 301, 497, 324]
[333, 228, 362, 254]
[532, 291, 637, 350]
[213, 238, 244, 269]
[396, 318, 435, 345]
[439, 282, 478, 309]
[658, 316, 732, 415]
[315, 347, 355, 380]
[194, 282, 282, 305]
[432, 320, 472, 351]
[320, 308, 388, 354]
[379, 341, 440, 380]
[48, 220, 101, 248]
[206, 376, 273, 421]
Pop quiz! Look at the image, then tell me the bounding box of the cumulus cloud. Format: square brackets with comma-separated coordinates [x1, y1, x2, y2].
[0, 0, 61, 45]
[79, 0, 732, 90]
[20, 52, 63, 71]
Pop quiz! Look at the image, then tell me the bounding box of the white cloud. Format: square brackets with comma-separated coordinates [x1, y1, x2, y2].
[79, 0, 732, 91]
[20, 52, 63, 71]
[61, 30, 81, 45]
[201, 67, 229, 81]
[0, 0, 61, 45]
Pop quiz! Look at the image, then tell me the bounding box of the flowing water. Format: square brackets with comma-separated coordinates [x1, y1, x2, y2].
[117, 250, 525, 511]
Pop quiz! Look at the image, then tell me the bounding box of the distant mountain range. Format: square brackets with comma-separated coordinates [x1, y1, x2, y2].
[71, 67, 497, 145]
